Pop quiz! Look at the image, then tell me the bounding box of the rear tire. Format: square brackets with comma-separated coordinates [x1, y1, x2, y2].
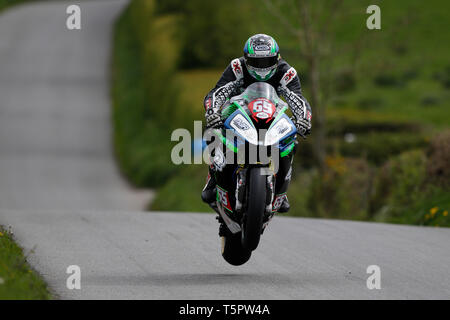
[222, 232, 252, 266]
[242, 167, 266, 251]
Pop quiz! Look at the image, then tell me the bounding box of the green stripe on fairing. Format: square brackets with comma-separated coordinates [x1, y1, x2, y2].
[269, 106, 288, 130]
[221, 103, 238, 119]
[214, 102, 254, 154]
[233, 101, 255, 127]
[281, 142, 295, 157]
[214, 130, 238, 153]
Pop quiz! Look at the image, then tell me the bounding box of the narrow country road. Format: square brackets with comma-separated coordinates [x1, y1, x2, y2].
[0, 0, 151, 210]
[0, 0, 449, 300]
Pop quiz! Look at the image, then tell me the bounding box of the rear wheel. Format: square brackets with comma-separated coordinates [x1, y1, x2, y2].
[242, 167, 266, 251]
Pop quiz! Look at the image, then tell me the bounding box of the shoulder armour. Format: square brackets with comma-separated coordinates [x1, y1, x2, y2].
[230, 58, 244, 80]
[280, 67, 297, 87]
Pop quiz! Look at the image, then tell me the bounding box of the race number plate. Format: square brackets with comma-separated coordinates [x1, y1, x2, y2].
[248, 98, 276, 121]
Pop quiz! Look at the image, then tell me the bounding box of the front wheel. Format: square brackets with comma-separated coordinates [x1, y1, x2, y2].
[222, 232, 252, 266]
[242, 167, 267, 251]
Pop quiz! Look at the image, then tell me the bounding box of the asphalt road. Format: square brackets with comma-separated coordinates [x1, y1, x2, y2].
[0, 0, 151, 210]
[0, 1, 449, 300]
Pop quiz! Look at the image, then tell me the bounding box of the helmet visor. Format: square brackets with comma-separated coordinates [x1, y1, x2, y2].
[246, 55, 278, 70]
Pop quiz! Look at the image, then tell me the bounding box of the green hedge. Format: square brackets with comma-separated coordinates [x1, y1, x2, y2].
[112, 0, 181, 187]
[370, 148, 450, 227]
[336, 131, 429, 165]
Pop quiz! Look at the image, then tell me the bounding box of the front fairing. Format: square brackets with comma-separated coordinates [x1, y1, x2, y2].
[223, 106, 258, 146]
[220, 108, 296, 155]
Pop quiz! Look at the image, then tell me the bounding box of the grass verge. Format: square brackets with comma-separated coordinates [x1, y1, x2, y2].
[0, 226, 52, 299]
[0, 0, 26, 12]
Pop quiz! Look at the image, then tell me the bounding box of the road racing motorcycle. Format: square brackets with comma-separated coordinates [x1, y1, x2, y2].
[207, 82, 298, 265]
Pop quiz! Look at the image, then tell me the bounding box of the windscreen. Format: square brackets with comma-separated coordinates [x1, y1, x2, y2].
[243, 82, 279, 104]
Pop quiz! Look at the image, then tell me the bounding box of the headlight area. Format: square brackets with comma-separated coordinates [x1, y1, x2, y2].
[229, 113, 258, 145]
[264, 117, 295, 146]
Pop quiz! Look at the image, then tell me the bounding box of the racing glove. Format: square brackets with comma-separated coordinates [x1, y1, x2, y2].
[205, 78, 244, 129]
[277, 85, 312, 137]
[292, 116, 311, 137]
[205, 109, 223, 129]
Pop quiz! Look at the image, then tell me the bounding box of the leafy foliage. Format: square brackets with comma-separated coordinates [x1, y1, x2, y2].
[114, 0, 450, 227]
[306, 157, 373, 220]
[177, 0, 252, 69]
[426, 130, 450, 188]
[112, 0, 181, 187]
[370, 146, 450, 227]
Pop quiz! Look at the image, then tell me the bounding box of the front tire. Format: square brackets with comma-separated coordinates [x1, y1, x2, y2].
[222, 232, 252, 266]
[242, 167, 266, 251]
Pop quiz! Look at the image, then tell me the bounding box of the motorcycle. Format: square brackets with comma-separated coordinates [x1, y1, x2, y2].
[207, 82, 298, 265]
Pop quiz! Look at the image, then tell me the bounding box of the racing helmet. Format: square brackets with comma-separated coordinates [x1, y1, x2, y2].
[243, 34, 280, 81]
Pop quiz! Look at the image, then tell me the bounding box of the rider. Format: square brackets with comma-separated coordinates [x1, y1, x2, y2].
[202, 34, 312, 214]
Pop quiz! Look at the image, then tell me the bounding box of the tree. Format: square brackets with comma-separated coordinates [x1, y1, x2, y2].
[262, 0, 371, 173]
[178, 0, 252, 69]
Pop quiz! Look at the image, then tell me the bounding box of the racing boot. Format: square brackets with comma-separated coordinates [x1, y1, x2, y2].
[274, 154, 293, 213]
[217, 216, 228, 237]
[277, 196, 290, 213]
[201, 168, 216, 204]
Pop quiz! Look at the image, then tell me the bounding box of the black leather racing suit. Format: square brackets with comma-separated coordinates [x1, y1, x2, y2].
[203, 57, 312, 206]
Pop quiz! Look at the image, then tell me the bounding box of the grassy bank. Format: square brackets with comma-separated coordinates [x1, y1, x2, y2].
[0, 0, 25, 11]
[0, 227, 52, 299]
[113, 0, 449, 226]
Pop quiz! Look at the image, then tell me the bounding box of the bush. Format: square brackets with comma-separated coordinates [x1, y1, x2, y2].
[373, 73, 405, 87]
[337, 132, 428, 165]
[370, 148, 450, 227]
[327, 114, 422, 135]
[392, 43, 408, 56]
[306, 156, 373, 220]
[401, 69, 420, 82]
[326, 112, 428, 165]
[334, 69, 356, 93]
[426, 130, 450, 188]
[433, 66, 450, 89]
[420, 201, 450, 227]
[357, 97, 384, 109]
[421, 95, 440, 106]
[370, 150, 427, 215]
[154, 0, 185, 14]
[291, 146, 450, 227]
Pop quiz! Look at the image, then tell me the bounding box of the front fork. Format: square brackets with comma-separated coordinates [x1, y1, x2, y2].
[235, 165, 275, 224]
[217, 164, 276, 235]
